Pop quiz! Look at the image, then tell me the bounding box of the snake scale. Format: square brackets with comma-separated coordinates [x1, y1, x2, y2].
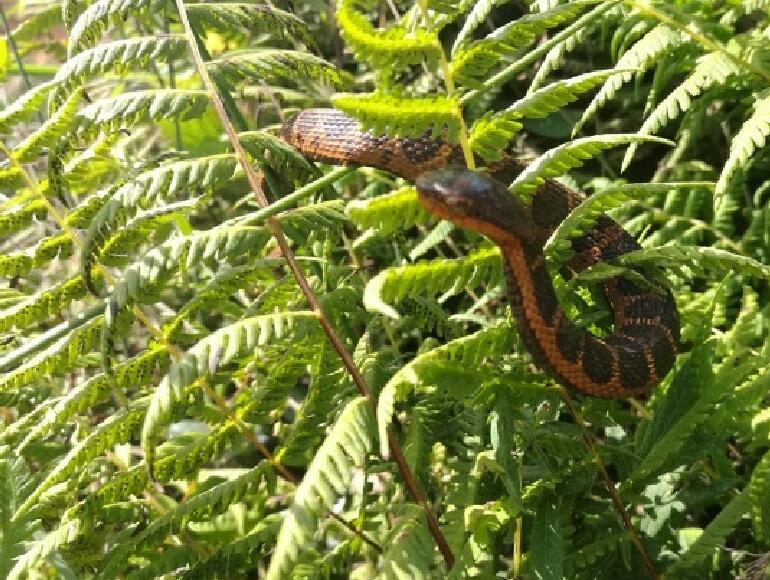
[282, 109, 680, 399]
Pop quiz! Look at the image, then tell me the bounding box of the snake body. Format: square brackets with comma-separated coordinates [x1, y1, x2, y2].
[283, 109, 680, 399]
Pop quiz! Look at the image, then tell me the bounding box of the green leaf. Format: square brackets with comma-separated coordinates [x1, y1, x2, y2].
[332, 93, 462, 140]
[336, 0, 442, 70]
[208, 49, 353, 89]
[573, 25, 683, 135]
[265, 397, 373, 580]
[364, 246, 501, 318]
[529, 495, 564, 580]
[510, 134, 674, 197]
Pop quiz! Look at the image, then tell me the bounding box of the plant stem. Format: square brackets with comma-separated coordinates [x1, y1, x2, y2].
[175, 0, 455, 569]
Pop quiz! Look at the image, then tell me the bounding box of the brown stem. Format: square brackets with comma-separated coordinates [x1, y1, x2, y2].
[174, 0, 454, 568]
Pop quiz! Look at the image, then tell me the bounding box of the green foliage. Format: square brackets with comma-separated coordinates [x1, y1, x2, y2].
[3, 0, 770, 577]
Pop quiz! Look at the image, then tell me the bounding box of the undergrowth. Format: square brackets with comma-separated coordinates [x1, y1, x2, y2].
[1, 0, 770, 578]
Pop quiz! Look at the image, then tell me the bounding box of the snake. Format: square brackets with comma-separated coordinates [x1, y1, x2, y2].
[282, 108, 680, 399]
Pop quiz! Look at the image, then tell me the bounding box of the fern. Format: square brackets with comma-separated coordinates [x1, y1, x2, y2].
[3, 0, 770, 577]
[71, 89, 209, 139]
[377, 510, 434, 579]
[573, 25, 684, 135]
[665, 491, 751, 575]
[266, 397, 373, 580]
[451, 1, 600, 86]
[510, 134, 674, 197]
[50, 36, 188, 109]
[336, 0, 442, 70]
[208, 50, 353, 89]
[546, 182, 714, 257]
[141, 312, 319, 468]
[97, 463, 274, 578]
[12, 88, 82, 162]
[715, 92, 770, 199]
[0, 80, 60, 133]
[186, 2, 316, 49]
[15, 403, 147, 517]
[333, 93, 462, 140]
[377, 321, 515, 457]
[622, 51, 741, 170]
[364, 246, 501, 318]
[470, 69, 631, 160]
[346, 187, 432, 235]
[749, 449, 770, 541]
[67, 0, 168, 56]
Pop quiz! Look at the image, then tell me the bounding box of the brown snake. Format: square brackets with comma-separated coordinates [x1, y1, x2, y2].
[283, 108, 680, 398]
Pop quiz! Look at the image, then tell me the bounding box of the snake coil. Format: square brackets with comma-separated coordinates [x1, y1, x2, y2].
[283, 109, 680, 399]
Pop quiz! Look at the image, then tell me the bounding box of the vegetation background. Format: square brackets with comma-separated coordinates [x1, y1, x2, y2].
[1, 0, 770, 578]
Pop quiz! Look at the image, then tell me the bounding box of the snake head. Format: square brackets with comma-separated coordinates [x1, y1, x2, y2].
[415, 169, 538, 243]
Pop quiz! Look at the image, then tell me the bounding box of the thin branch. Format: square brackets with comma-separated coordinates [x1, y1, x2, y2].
[174, 0, 455, 569]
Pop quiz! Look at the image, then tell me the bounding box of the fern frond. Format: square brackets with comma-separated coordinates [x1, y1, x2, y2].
[180, 514, 282, 579]
[511, 134, 674, 197]
[11, 5, 62, 43]
[15, 403, 147, 517]
[451, 0, 511, 56]
[336, 0, 442, 70]
[98, 463, 274, 578]
[240, 131, 317, 181]
[0, 200, 47, 238]
[451, 1, 598, 86]
[266, 396, 373, 580]
[102, 225, 270, 324]
[565, 533, 627, 576]
[208, 49, 352, 89]
[619, 245, 770, 282]
[187, 2, 316, 49]
[6, 519, 82, 580]
[627, 344, 753, 489]
[377, 321, 515, 457]
[749, 449, 770, 541]
[546, 182, 714, 257]
[72, 89, 209, 139]
[622, 51, 741, 170]
[50, 36, 188, 109]
[13, 88, 82, 163]
[409, 220, 455, 261]
[529, 495, 565, 580]
[0, 314, 111, 392]
[470, 69, 629, 160]
[99, 197, 203, 266]
[68, 0, 166, 56]
[0, 274, 89, 333]
[279, 199, 349, 242]
[0, 456, 39, 578]
[19, 349, 168, 451]
[377, 511, 433, 579]
[666, 491, 750, 575]
[346, 187, 432, 235]
[715, 93, 770, 199]
[80, 154, 241, 291]
[364, 246, 501, 318]
[141, 312, 319, 468]
[332, 93, 461, 139]
[0, 80, 60, 133]
[573, 25, 684, 135]
[0, 233, 72, 277]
